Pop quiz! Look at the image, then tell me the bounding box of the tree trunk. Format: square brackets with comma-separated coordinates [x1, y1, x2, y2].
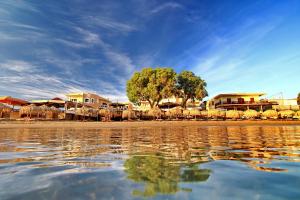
[182, 98, 189, 109]
[148, 100, 155, 108]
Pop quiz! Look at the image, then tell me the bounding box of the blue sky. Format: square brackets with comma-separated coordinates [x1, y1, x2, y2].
[0, 0, 300, 101]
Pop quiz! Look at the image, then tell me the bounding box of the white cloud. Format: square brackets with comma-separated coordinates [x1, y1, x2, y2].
[75, 27, 103, 45]
[0, 60, 37, 73]
[150, 2, 183, 14]
[84, 16, 136, 33]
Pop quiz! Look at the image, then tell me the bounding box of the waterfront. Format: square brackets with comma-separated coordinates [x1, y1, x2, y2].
[0, 124, 300, 199]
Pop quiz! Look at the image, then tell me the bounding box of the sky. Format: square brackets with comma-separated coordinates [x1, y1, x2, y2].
[0, 0, 300, 102]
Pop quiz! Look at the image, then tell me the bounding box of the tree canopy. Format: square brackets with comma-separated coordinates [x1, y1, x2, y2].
[176, 70, 208, 108]
[126, 68, 207, 108]
[126, 67, 176, 108]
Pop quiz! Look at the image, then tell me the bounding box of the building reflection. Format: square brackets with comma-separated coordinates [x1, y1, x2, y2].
[0, 125, 299, 172]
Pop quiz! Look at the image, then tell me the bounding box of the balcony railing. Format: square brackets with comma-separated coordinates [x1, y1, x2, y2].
[215, 100, 275, 107]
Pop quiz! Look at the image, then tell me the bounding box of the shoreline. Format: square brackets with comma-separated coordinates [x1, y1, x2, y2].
[1, 120, 300, 129]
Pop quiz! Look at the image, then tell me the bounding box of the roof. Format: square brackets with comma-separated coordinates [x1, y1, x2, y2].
[66, 92, 84, 96]
[66, 92, 110, 102]
[213, 93, 265, 99]
[0, 96, 29, 106]
[31, 99, 65, 104]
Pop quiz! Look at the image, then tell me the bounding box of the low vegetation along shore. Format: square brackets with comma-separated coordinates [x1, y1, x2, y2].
[1, 120, 300, 129]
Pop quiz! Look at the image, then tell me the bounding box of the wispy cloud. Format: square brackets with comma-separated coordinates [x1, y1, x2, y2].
[191, 18, 282, 84]
[150, 2, 184, 14]
[0, 60, 37, 73]
[84, 16, 136, 33]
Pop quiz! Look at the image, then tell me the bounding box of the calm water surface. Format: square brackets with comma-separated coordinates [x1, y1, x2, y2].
[0, 125, 300, 200]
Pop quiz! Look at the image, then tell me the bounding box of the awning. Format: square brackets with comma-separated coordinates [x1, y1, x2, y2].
[0, 96, 29, 106]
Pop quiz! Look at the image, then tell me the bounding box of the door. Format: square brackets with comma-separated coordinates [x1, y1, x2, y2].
[238, 98, 244, 104]
[227, 98, 231, 104]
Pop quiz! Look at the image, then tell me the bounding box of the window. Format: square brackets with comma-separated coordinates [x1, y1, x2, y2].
[85, 98, 90, 103]
[227, 98, 231, 104]
[238, 98, 245, 104]
[250, 98, 254, 103]
[91, 98, 94, 103]
[71, 99, 77, 102]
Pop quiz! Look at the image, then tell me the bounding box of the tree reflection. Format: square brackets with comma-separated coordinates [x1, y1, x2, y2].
[124, 154, 211, 197]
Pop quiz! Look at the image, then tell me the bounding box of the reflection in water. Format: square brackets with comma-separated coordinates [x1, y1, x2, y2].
[124, 154, 210, 197]
[0, 125, 300, 199]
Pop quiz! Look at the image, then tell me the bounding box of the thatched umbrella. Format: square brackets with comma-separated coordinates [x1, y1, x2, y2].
[99, 109, 111, 121]
[182, 109, 190, 119]
[189, 108, 200, 119]
[200, 110, 208, 119]
[0, 103, 12, 118]
[262, 110, 278, 119]
[20, 104, 42, 118]
[39, 105, 50, 118]
[165, 110, 172, 119]
[207, 109, 219, 119]
[218, 110, 226, 119]
[226, 110, 242, 120]
[170, 106, 183, 119]
[279, 110, 294, 119]
[294, 111, 300, 119]
[122, 110, 136, 120]
[243, 109, 259, 119]
[148, 107, 162, 119]
[75, 106, 91, 119]
[50, 106, 60, 113]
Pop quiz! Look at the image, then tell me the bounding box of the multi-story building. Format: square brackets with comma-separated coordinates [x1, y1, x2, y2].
[207, 93, 277, 111]
[66, 92, 111, 109]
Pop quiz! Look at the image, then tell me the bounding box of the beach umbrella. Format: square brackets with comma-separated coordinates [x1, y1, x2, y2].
[148, 107, 162, 119]
[279, 110, 294, 119]
[226, 110, 242, 119]
[189, 108, 200, 119]
[293, 111, 300, 119]
[243, 109, 259, 119]
[99, 109, 110, 117]
[122, 110, 136, 120]
[262, 110, 278, 119]
[200, 110, 208, 119]
[165, 110, 172, 119]
[170, 106, 183, 118]
[50, 106, 60, 113]
[20, 104, 41, 118]
[39, 105, 50, 111]
[0, 103, 12, 118]
[39, 105, 50, 118]
[183, 110, 190, 118]
[207, 109, 219, 119]
[99, 109, 111, 121]
[218, 110, 226, 118]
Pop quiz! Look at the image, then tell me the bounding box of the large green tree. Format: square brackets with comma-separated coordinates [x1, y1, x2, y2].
[175, 71, 208, 108]
[126, 67, 176, 108]
[297, 93, 300, 105]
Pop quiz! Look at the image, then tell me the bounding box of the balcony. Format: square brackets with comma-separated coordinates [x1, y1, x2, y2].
[215, 100, 278, 109]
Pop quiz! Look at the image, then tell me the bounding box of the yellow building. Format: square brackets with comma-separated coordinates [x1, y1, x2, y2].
[207, 93, 277, 111]
[66, 92, 111, 109]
